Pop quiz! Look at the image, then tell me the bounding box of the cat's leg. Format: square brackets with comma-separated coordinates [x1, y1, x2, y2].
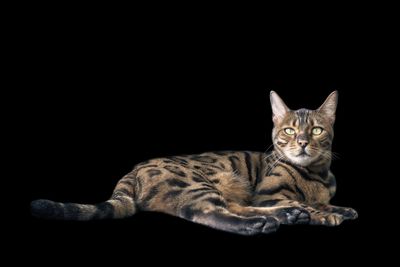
[178, 192, 279, 235]
[135, 167, 279, 235]
[312, 204, 358, 220]
[244, 197, 346, 226]
[228, 200, 311, 225]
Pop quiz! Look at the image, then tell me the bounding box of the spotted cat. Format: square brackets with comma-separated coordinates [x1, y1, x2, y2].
[31, 91, 358, 235]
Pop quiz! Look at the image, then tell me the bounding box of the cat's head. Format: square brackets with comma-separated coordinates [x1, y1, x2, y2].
[270, 91, 338, 167]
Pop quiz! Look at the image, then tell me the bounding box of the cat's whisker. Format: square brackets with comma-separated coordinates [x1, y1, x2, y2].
[266, 154, 285, 176]
[331, 151, 341, 160]
[321, 151, 335, 162]
[263, 151, 277, 162]
[264, 143, 275, 154]
[263, 152, 275, 159]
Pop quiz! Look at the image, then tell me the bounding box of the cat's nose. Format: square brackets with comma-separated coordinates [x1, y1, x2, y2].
[297, 139, 309, 148]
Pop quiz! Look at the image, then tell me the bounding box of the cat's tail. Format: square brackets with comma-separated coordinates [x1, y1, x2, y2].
[30, 172, 137, 221]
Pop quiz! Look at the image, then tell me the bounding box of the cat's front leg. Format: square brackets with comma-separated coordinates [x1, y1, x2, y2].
[249, 198, 311, 225]
[313, 204, 358, 220]
[307, 209, 346, 226]
[252, 198, 347, 227]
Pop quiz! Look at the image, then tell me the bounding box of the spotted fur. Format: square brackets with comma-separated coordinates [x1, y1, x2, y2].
[31, 91, 357, 235]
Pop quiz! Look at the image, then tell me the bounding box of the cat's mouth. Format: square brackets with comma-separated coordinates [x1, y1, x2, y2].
[297, 151, 311, 157]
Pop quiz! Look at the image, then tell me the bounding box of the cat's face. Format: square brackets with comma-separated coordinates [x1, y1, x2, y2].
[270, 91, 338, 167]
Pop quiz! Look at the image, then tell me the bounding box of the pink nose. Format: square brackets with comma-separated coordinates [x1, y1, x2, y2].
[298, 140, 309, 148]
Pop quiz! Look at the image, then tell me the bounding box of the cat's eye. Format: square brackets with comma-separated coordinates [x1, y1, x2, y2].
[284, 128, 296, 135]
[312, 127, 323, 135]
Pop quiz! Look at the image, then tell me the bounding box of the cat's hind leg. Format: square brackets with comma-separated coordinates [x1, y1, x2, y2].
[178, 192, 279, 235]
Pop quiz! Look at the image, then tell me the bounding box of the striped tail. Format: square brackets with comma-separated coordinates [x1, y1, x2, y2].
[31, 172, 137, 221]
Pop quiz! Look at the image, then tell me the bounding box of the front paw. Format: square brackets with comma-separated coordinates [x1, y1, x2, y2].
[311, 213, 344, 227]
[241, 216, 280, 235]
[262, 216, 280, 234]
[338, 208, 358, 220]
[276, 207, 311, 225]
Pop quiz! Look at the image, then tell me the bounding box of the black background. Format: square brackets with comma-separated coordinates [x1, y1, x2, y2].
[10, 8, 395, 265]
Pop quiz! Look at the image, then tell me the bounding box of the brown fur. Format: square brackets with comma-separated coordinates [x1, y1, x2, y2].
[31, 91, 357, 235]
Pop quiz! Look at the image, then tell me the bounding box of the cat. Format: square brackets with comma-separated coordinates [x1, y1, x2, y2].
[31, 91, 358, 235]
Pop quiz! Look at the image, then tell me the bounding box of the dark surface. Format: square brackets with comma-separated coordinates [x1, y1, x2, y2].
[22, 81, 383, 261]
[10, 10, 394, 264]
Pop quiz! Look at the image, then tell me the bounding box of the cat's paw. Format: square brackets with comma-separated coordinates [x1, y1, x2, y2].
[262, 217, 280, 234]
[240, 216, 271, 236]
[240, 216, 279, 235]
[276, 207, 311, 225]
[312, 213, 344, 226]
[337, 208, 358, 220]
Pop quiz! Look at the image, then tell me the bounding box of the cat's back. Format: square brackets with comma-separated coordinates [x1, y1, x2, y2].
[134, 150, 265, 183]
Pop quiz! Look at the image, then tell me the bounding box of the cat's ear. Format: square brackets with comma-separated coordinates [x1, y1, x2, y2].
[318, 91, 338, 124]
[270, 91, 290, 124]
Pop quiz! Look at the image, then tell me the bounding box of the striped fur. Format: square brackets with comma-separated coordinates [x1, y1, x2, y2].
[31, 91, 357, 235]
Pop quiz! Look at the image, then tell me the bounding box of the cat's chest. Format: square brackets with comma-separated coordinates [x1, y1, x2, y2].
[298, 177, 331, 204]
[270, 164, 331, 204]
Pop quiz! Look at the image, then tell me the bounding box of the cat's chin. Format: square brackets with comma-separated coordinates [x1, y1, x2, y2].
[286, 154, 316, 167]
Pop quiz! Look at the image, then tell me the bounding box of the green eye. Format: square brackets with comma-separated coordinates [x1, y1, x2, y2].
[312, 127, 323, 135]
[284, 128, 296, 135]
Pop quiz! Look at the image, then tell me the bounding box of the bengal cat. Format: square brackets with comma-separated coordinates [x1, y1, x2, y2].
[31, 91, 358, 235]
